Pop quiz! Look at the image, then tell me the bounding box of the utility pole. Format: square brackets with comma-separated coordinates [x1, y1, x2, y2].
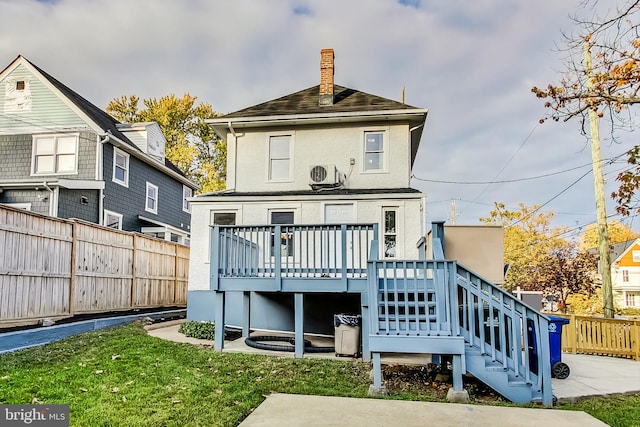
[585, 36, 614, 318]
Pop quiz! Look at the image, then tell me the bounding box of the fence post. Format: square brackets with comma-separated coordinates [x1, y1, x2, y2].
[174, 243, 179, 304]
[634, 320, 640, 361]
[131, 235, 137, 307]
[569, 314, 577, 354]
[68, 219, 77, 317]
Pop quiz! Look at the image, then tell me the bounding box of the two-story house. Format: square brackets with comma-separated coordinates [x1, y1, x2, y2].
[610, 238, 640, 308]
[188, 49, 554, 405]
[0, 56, 198, 244]
[188, 49, 428, 328]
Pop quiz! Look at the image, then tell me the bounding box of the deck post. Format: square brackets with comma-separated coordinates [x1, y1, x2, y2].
[242, 291, 251, 337]
[372, 352, 382, 386]
[294, 293, 304, 358]
[361, 292, 370, 361]
[214, 291, 225, 351]
[210, 226, 220, 290]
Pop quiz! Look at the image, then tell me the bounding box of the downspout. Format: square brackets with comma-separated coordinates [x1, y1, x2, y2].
[98, 133, 110, 225]
[42, 182, 55, 216]
[228, 121, 237, 191]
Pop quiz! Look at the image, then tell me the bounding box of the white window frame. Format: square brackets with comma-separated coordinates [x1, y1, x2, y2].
[145, 182, 158, 214]
[623, 269, 629, 282]
[3, 203, 32, 211]
[31, 133, 79, 175]
[112, 147, 130, 187]
[633, 250, 640, 263]
[625, 292, 637, 307]
[267, 133, 293, 182]
[362, 129, 388, 173]
[103, 210, 123, 230]
[382, 207, 399, 259]
[269, 210, 296, 258]
[183, 185, 193, 213]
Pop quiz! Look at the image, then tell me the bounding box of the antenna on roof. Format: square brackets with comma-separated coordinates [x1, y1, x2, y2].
[402, 86, 405, 104]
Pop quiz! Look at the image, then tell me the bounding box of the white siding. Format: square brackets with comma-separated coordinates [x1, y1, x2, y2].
[0, 64, 89, 135]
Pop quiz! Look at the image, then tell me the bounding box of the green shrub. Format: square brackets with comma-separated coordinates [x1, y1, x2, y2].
[178, 321, 215, 340]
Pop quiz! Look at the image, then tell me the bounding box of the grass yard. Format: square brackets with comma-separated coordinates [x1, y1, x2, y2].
[0, 321, 638, 426]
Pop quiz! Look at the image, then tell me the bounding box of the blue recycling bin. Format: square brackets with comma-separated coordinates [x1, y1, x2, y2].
[527, 315, 571, 379]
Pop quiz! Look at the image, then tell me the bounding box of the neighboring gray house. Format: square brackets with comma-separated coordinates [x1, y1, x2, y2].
[0, 55, 197, 244]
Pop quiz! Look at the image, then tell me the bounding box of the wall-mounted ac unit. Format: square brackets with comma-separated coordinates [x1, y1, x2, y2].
[309, 164, 338, 185]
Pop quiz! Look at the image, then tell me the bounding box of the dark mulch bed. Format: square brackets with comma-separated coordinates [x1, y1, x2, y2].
[383, 363, 508, 403]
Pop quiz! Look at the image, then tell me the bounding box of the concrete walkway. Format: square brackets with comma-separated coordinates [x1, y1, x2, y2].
[147, 322, 639, 426]
[237, 394, 609, 427]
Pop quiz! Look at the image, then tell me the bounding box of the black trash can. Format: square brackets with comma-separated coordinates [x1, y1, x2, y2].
[334, 314, 361, 357]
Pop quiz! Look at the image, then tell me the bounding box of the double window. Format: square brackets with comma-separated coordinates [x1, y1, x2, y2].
[623, 269, 629, 282]
[145, 182, 158, 214]
[113, 147, 129, 186]
[268, 135, 291, 181]
[32, 134, 78, 175]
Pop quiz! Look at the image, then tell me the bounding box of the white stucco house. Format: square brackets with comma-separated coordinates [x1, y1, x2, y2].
[187, 49, 428, 329]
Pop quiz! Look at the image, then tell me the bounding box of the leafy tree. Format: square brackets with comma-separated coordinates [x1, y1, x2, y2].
[530, 1, 640, 213]
[479, 202, 569, 291]
[579, 220, 639, 250]
[528, 245, 598, 314]
[107, 94, 226, 193]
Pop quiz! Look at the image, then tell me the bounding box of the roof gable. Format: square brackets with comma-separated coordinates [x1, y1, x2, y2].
[612, 238, 640, 265]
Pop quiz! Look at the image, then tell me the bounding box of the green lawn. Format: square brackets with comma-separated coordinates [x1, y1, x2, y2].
[0, 322, 638, 426]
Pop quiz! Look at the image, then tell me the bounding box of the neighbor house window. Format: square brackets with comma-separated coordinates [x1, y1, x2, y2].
[633, 250, 640, 263]
[623, 269, 629, 282]
[364, 131, 385, 172]
[268, 135, 291, 181]
[32, 134, 78, 174]
[145, 182, 158, 214]
[383, 208, 398, 258]
[626, 292, 637, 307]
[212, 212, 237, 226]
[270, 211, 294, 257]
[183, 185, 193, 213]
[113, 147, 129, 187]
[104, 210, 123, 230]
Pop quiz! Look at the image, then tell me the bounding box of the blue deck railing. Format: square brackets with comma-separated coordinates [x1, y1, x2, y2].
[210, 224, 377, 292]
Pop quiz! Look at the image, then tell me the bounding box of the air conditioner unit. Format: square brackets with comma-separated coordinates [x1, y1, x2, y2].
[309, 164, 338, 185]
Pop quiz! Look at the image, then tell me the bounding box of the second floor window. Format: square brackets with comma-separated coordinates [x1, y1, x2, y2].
[623, 269, 629, 282]
[364, 131, 384, 172]
[113, 147, 129, 186]
[183, 185, 193, 213]
[269, 135, 291, 181]
[146, 182, 158, 214]
[32, 134, 78, 175]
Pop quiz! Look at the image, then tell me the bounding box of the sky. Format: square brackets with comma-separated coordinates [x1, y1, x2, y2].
[1, 0, 637, 237]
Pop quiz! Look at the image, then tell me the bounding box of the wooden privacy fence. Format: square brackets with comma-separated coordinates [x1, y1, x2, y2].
[553, 314, 640, 361]
[0, 205, 189, 327]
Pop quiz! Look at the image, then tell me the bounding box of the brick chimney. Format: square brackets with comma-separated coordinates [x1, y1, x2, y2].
[319, 48, 334, 106]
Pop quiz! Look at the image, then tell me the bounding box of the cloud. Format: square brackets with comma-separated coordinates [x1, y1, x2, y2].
[0, 0, 633, 231]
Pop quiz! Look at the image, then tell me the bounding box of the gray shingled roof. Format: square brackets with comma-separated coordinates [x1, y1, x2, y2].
[222, 84, 422, 118]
